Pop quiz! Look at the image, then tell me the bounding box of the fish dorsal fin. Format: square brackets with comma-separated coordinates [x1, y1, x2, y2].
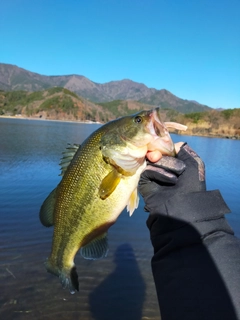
[39, 188, 57, 227]
[80, 233, 109, 260]
[59, 144, 80, 176]
[127, 188, 139, 217]
[99, 169, 121, 200]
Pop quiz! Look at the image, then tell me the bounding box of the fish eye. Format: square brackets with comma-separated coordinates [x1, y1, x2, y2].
[134, 116, 143, 124]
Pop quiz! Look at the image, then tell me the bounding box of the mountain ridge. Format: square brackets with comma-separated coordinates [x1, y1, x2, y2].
[0, 63, 211, 113]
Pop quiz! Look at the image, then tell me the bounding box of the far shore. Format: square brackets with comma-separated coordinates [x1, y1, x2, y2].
[0, 115, 102, 125]
[0, 115, 239, 140]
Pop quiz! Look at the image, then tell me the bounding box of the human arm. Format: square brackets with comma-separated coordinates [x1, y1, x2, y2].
[139, 143, 240, 320]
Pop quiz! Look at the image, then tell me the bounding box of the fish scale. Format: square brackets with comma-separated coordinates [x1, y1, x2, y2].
[48, 125, 118, 279]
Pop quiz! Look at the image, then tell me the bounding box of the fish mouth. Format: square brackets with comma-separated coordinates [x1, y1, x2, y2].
[152, 108, 168, 137]
[147, 108, 176, 156]
[147, 108, 167, 137]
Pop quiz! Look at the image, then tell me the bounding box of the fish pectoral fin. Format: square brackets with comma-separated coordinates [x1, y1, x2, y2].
[127, 188, 139, 217]
[99, 169, 121, 200]
[80, 233, 109, 260]
[39, 188, 57, 227]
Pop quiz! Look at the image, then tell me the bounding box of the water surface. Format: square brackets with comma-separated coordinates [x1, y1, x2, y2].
[0, 118, 240, 320]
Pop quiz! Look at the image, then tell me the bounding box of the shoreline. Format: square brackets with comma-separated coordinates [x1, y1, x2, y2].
[0, 115, 102, 125]
[1, 115, 239, 140]
[176, 132, 240, 140]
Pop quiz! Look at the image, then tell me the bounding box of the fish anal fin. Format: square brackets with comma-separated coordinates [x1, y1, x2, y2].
[39, 188, 57, 227]
[127, 188, 139, 217]
[99, 169, 121, 200]
[80, 233, 109, 260]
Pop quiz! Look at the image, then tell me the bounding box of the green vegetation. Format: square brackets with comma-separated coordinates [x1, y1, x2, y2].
[166, 109, 179, 122]
[0, 87, 80, 117]
[184, 112, 205, 123]
[221, 109, 235, 120]
[0, 90, 45, 115]
[46, 87, 79, 99]
[62, 88, 79, 99]
[160, 102, 171, 109]
[0, 87, 239, 138]
[2, 90, 43, 106]
[98, 112, 105, 122]
[0, 87, 113, 122]
[46, 87, 63, 95]
[98, 100, 123, 117]
[98, 100, 141, 118]
[38, 96, 76, 114]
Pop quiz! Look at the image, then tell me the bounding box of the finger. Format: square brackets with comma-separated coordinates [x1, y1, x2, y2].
[146, 150, 162, 162]
[142, 166, 178, 184]
[147, 156, 186, 175]
[177, 144, 206, 183]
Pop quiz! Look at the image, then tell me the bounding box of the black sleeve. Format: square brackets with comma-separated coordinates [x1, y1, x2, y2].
[147, 190, 240, 320]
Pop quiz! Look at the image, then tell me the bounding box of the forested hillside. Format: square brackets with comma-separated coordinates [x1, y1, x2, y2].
[0, 87, 239, 139]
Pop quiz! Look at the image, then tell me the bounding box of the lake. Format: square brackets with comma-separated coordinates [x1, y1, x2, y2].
[0, 118, 240, 320]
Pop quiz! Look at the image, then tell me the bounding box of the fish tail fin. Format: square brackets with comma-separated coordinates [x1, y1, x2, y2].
[45, 260, 79, 294]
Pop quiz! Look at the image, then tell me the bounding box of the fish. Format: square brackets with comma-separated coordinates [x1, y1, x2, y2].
[39, 107, 187, 294]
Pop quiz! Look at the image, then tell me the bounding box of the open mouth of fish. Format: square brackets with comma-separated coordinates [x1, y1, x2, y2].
[148, 108, 169, 138]
[147, 107, 187, 155]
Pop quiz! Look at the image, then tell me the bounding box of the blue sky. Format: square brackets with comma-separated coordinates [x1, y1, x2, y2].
[1, 0, 240, 109]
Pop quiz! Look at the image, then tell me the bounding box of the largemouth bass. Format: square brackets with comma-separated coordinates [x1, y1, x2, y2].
[39, 108, 187, 293]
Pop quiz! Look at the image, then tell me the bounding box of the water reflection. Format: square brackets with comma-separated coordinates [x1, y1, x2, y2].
[89, 243, 146, 320]
[1, 118, 240, 319]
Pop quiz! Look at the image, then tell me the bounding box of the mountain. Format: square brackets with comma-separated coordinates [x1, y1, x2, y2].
[1, 85, 239, 139]
[0, 87, 160, 122]
[0, 63, 211, 113]
[0, 87, 114, 122]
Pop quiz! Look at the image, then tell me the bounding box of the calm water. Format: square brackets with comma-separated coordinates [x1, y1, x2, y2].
[0, 118, 240, 320]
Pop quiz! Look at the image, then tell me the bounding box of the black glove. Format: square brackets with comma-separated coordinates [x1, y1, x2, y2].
[139, 143, 206, 216]
[139, 145, 237, 320]
[144, 154, 186, 185]
[139, 143, 232, 243]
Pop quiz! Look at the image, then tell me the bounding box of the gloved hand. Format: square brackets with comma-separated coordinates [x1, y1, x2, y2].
[139, 143, 206, 216]
[139, 143, 232, 255]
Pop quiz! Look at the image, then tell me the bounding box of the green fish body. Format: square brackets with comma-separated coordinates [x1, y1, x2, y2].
[39, 108, 187, 293]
